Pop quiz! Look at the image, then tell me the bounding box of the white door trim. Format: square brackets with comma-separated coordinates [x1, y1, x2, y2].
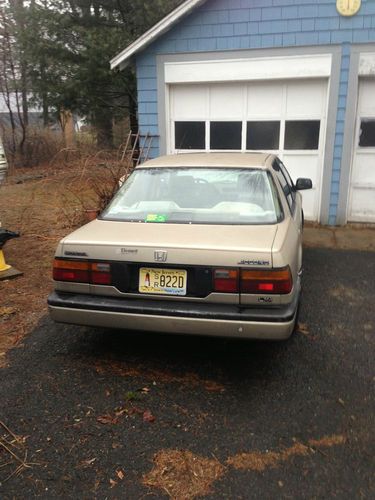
[165, 54, 332, 84]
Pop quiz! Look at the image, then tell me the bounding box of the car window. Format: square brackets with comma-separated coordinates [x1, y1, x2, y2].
[273, 160, 295, 213]
[101, 167, 282, 225]
[279, 161, 296, 208]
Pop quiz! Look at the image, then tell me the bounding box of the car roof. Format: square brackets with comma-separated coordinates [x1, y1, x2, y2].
[137, 152, 275, 169]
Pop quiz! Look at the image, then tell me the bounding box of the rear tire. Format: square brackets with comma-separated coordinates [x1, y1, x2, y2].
[292, 299, 301, 336]
[283, 293, 301, 342]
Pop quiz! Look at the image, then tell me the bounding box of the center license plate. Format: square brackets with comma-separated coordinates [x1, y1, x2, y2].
[139, 268, 187, 296]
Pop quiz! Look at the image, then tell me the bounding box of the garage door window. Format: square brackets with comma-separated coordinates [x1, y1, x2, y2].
[247, 121, 280, 150]
[359, 119, 375, 147]
[284, 120, 320, 150]
[175, 121, 205, 150]
[174, 120, 322, 151]
[210, 122, 242, 150]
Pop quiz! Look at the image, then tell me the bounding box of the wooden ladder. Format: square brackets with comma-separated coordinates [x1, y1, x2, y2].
[121, 131, 155, 165]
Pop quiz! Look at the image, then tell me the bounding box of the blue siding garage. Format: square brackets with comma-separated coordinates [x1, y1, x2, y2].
[111, 0, 375, 225]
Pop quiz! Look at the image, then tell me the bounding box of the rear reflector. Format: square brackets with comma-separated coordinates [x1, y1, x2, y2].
[213, 269, 239, 293]
[241, 267, 293, 294]
[53, 259, 111, 285]
[53, 260, 89, 283]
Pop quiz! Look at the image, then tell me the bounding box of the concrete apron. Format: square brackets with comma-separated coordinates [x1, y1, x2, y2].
[304, 225, 375, 252]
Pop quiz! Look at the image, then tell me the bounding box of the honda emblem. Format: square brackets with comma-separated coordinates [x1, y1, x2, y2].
[154, 250, 168, 262]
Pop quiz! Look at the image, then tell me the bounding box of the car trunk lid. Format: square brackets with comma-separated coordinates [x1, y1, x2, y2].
[61, 219, 277, 268]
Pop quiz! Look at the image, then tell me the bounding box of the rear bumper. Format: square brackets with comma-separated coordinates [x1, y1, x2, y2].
[48, 291, 299, 340]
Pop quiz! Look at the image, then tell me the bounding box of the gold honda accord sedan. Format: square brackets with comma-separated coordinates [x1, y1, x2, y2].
[48, 153, 312, 340]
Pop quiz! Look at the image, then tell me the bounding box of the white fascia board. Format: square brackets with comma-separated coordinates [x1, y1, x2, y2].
[165, 54, 332, 83]
[110, 0, 207, 70]
[359, 53, 375, 76]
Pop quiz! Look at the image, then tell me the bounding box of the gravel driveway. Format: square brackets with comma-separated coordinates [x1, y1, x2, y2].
[1, 248, 374, 499]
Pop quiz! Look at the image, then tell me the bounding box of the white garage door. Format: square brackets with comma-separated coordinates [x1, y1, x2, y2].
[169, 79, 328, 221]
[348, 78, 375, 223]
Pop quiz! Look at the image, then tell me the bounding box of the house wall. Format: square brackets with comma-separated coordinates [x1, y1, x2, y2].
[136, 0, 375, 225]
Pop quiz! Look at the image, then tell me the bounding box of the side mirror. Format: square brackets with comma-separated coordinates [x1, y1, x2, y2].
[295, 178, 312, 190]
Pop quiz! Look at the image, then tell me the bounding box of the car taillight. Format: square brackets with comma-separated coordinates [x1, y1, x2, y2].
[240, 267, 293, 294]
[53, 259, 111, 285]
[91, 263, 111, 285]
[53, 260, 90, 283]
[213, 269, 239, 293]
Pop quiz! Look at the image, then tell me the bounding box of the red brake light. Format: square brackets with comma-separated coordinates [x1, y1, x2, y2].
[53, 260, 89, 283]
[241, 267, 293, 294]
[53, 260, 111, 285]
[258, 283, 274, 292]
[213, 269, 239, 293]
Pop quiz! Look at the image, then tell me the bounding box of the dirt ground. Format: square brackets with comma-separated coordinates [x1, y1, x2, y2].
[0, 164, 374, 367]
[0, 162, 107, 366]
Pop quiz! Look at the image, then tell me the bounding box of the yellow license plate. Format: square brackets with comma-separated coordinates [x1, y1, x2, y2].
[139, 268, 187, 296]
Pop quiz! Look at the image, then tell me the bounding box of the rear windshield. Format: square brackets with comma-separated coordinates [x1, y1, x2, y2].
[101, 167, 282, 225]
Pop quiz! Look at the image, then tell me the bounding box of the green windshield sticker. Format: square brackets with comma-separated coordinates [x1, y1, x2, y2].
[145, 214, 168, 223]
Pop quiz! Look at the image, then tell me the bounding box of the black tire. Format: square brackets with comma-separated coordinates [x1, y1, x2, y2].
[292, 299, 301, 336]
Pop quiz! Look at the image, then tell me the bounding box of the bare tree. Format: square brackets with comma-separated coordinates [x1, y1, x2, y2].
[0, 7, 17, 160]
[13, 0, 28, 127]
[0, 3, 27, 160]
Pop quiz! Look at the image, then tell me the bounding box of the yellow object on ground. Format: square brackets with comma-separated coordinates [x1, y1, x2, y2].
[0, 249, 11, 272]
